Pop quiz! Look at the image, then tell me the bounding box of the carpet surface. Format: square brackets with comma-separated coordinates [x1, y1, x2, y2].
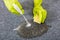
[0, 0, 60, 40]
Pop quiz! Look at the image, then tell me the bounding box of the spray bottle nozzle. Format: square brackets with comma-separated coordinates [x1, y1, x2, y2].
[13, 4, 31, 27]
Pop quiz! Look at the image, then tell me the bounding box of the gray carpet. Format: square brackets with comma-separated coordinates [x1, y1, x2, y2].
[0, 0, 60, 40]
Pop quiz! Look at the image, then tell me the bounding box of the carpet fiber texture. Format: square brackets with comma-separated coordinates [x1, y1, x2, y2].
[0, 0, 60, 40]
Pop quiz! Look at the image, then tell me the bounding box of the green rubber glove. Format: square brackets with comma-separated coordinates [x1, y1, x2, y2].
[33, 6, 42, 24]
[3, 0, 24, 16]
[33, 0, 47, 24]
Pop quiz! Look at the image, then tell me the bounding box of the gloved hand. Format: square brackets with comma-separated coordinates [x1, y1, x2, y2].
[33, 0, 47, 24]
[3, 0, 24, 16]
[3, 0, 47, 24]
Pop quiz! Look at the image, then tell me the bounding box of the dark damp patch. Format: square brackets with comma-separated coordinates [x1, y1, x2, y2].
[16, 20, 49, 38]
